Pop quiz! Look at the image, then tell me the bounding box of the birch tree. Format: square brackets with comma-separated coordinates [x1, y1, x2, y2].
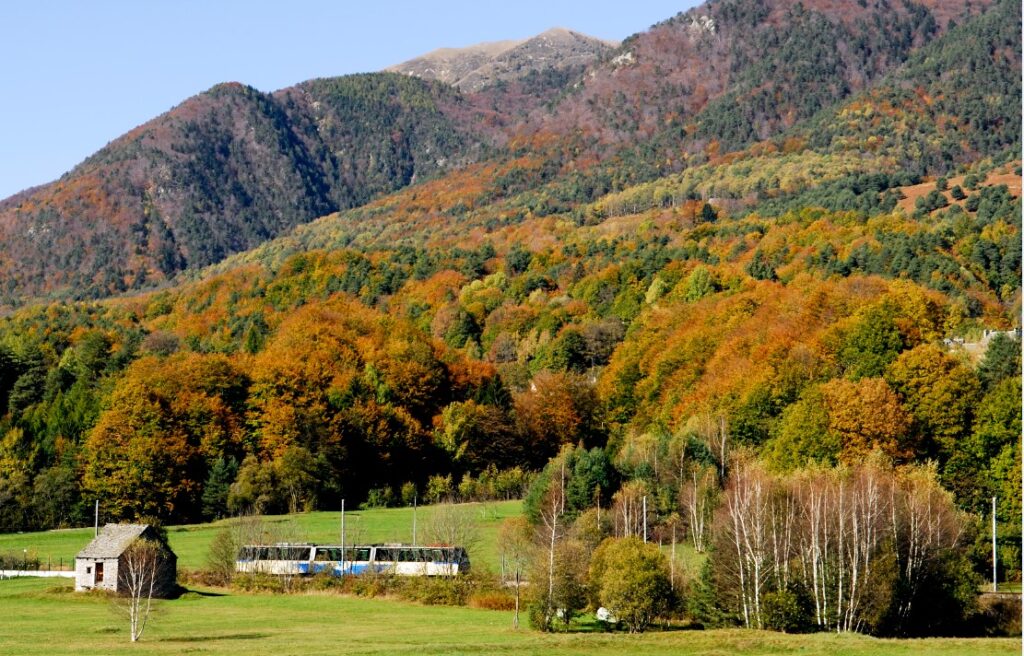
[498, 516, 532, 629]
[681, 465, 717, 553]
[533, 469, 565, 630]
[114, 539, 168, 642]
[711, 459, 969, 635]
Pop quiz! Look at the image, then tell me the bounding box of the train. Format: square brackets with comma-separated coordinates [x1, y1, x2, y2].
[235, 543, 470, 577]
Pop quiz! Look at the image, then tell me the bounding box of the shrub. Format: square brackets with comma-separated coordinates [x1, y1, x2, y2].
[232, 573, 285, 593]
[0, 550, 40, 570]
[973, 595, 1023, 637]
[363, 487, 394, 508]
[425, 474, 454, 503]
[400, 482, 418, 506]
[762, 588, 813, 633]
[397, 574, 475, 606]
[469, 591, 516, 611]
[593, 537, 672, 633]
[204, 529, 237, 585]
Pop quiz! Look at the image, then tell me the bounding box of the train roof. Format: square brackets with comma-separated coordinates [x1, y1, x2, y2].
[239, 543, 467, 549]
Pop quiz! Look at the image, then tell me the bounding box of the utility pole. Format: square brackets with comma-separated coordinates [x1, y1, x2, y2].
[341, 498, 346, 576]
[94, 500, 99, 537]
[670, 523, 676, 590]
[642, 496, 648, 543]
[412, 493, 418, 545]
[992, 496, 997, 592]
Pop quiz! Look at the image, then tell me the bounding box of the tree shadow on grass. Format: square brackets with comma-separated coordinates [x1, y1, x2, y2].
[161, 632, 270, 642]
[176, 587, 227, 598]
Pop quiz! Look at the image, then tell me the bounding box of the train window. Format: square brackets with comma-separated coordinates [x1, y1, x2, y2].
[314, 548, 343, 561]
[398, 549, 419, 562]
[344, 548, 370, 561]
[375, 548, 397, 562]
[266, 547, 308, 561]
[290, 547, 313, 560]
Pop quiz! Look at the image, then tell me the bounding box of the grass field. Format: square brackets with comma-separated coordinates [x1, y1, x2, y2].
[0, 501, 522, 572]
[0, 577, 1018, 656]
[1, 506, 1017, 655]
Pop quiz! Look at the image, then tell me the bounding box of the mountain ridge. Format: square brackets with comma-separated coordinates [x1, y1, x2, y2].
[0, 0, 1014, 309]
[0, 74, 490, 304]
[387, 27, 617, 92]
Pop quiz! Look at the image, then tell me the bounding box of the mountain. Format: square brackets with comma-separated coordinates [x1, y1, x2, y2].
[387, 27, 615, 92]
[534, 0, 995, 155]
[0, 74, 489, 305]
[198, 0, 1017, 272]
[0, 0, 1015, 311]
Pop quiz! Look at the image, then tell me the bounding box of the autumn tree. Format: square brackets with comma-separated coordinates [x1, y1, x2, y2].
[885, 344, 980, 459]
[247, 303, 366, 458]
[765, 385, 839, 470]
[820, 377, 913, 462]
[82, 354, 247, 522]
[592, 536, 672, 632]
[366, 326, 448, 423]
[435, 400, 520, 472]
[514, 371, 600, 464]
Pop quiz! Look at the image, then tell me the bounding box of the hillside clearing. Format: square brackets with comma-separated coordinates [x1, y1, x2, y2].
[0, 501, 522, 573]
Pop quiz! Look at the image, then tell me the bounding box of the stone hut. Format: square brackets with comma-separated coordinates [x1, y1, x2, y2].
[74, 524, 177, 596]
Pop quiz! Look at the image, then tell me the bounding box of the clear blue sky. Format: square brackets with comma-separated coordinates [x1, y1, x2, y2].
[0, 1, 700, 199]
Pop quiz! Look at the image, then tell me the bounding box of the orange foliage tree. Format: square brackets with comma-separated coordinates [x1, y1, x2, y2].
[82, 354, 247, 521]
[820, 377, 913, 463]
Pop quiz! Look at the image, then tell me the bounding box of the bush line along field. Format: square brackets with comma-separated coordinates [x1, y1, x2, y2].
[0, 501, 522, 572]
[0, 577, 1018, 656]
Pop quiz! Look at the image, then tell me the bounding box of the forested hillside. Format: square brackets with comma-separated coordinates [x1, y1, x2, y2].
[0, 75, 488, 305]
[0, 0, 1010, 308]
[0, 0, 1020, 637]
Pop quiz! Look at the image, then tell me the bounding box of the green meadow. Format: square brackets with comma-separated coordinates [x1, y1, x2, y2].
[0, 577, 1017, 656]
[1, 501, 1017, 655]
[0, 500, 522, 572]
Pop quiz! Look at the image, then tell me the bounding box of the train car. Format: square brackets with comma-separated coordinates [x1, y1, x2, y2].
[235, 544, 314, 575]
[371, 546, 470, 576]
[235, 544, 470, 577]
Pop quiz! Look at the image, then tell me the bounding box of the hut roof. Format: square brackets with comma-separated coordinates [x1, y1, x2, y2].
[76, 524, 153, 559]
